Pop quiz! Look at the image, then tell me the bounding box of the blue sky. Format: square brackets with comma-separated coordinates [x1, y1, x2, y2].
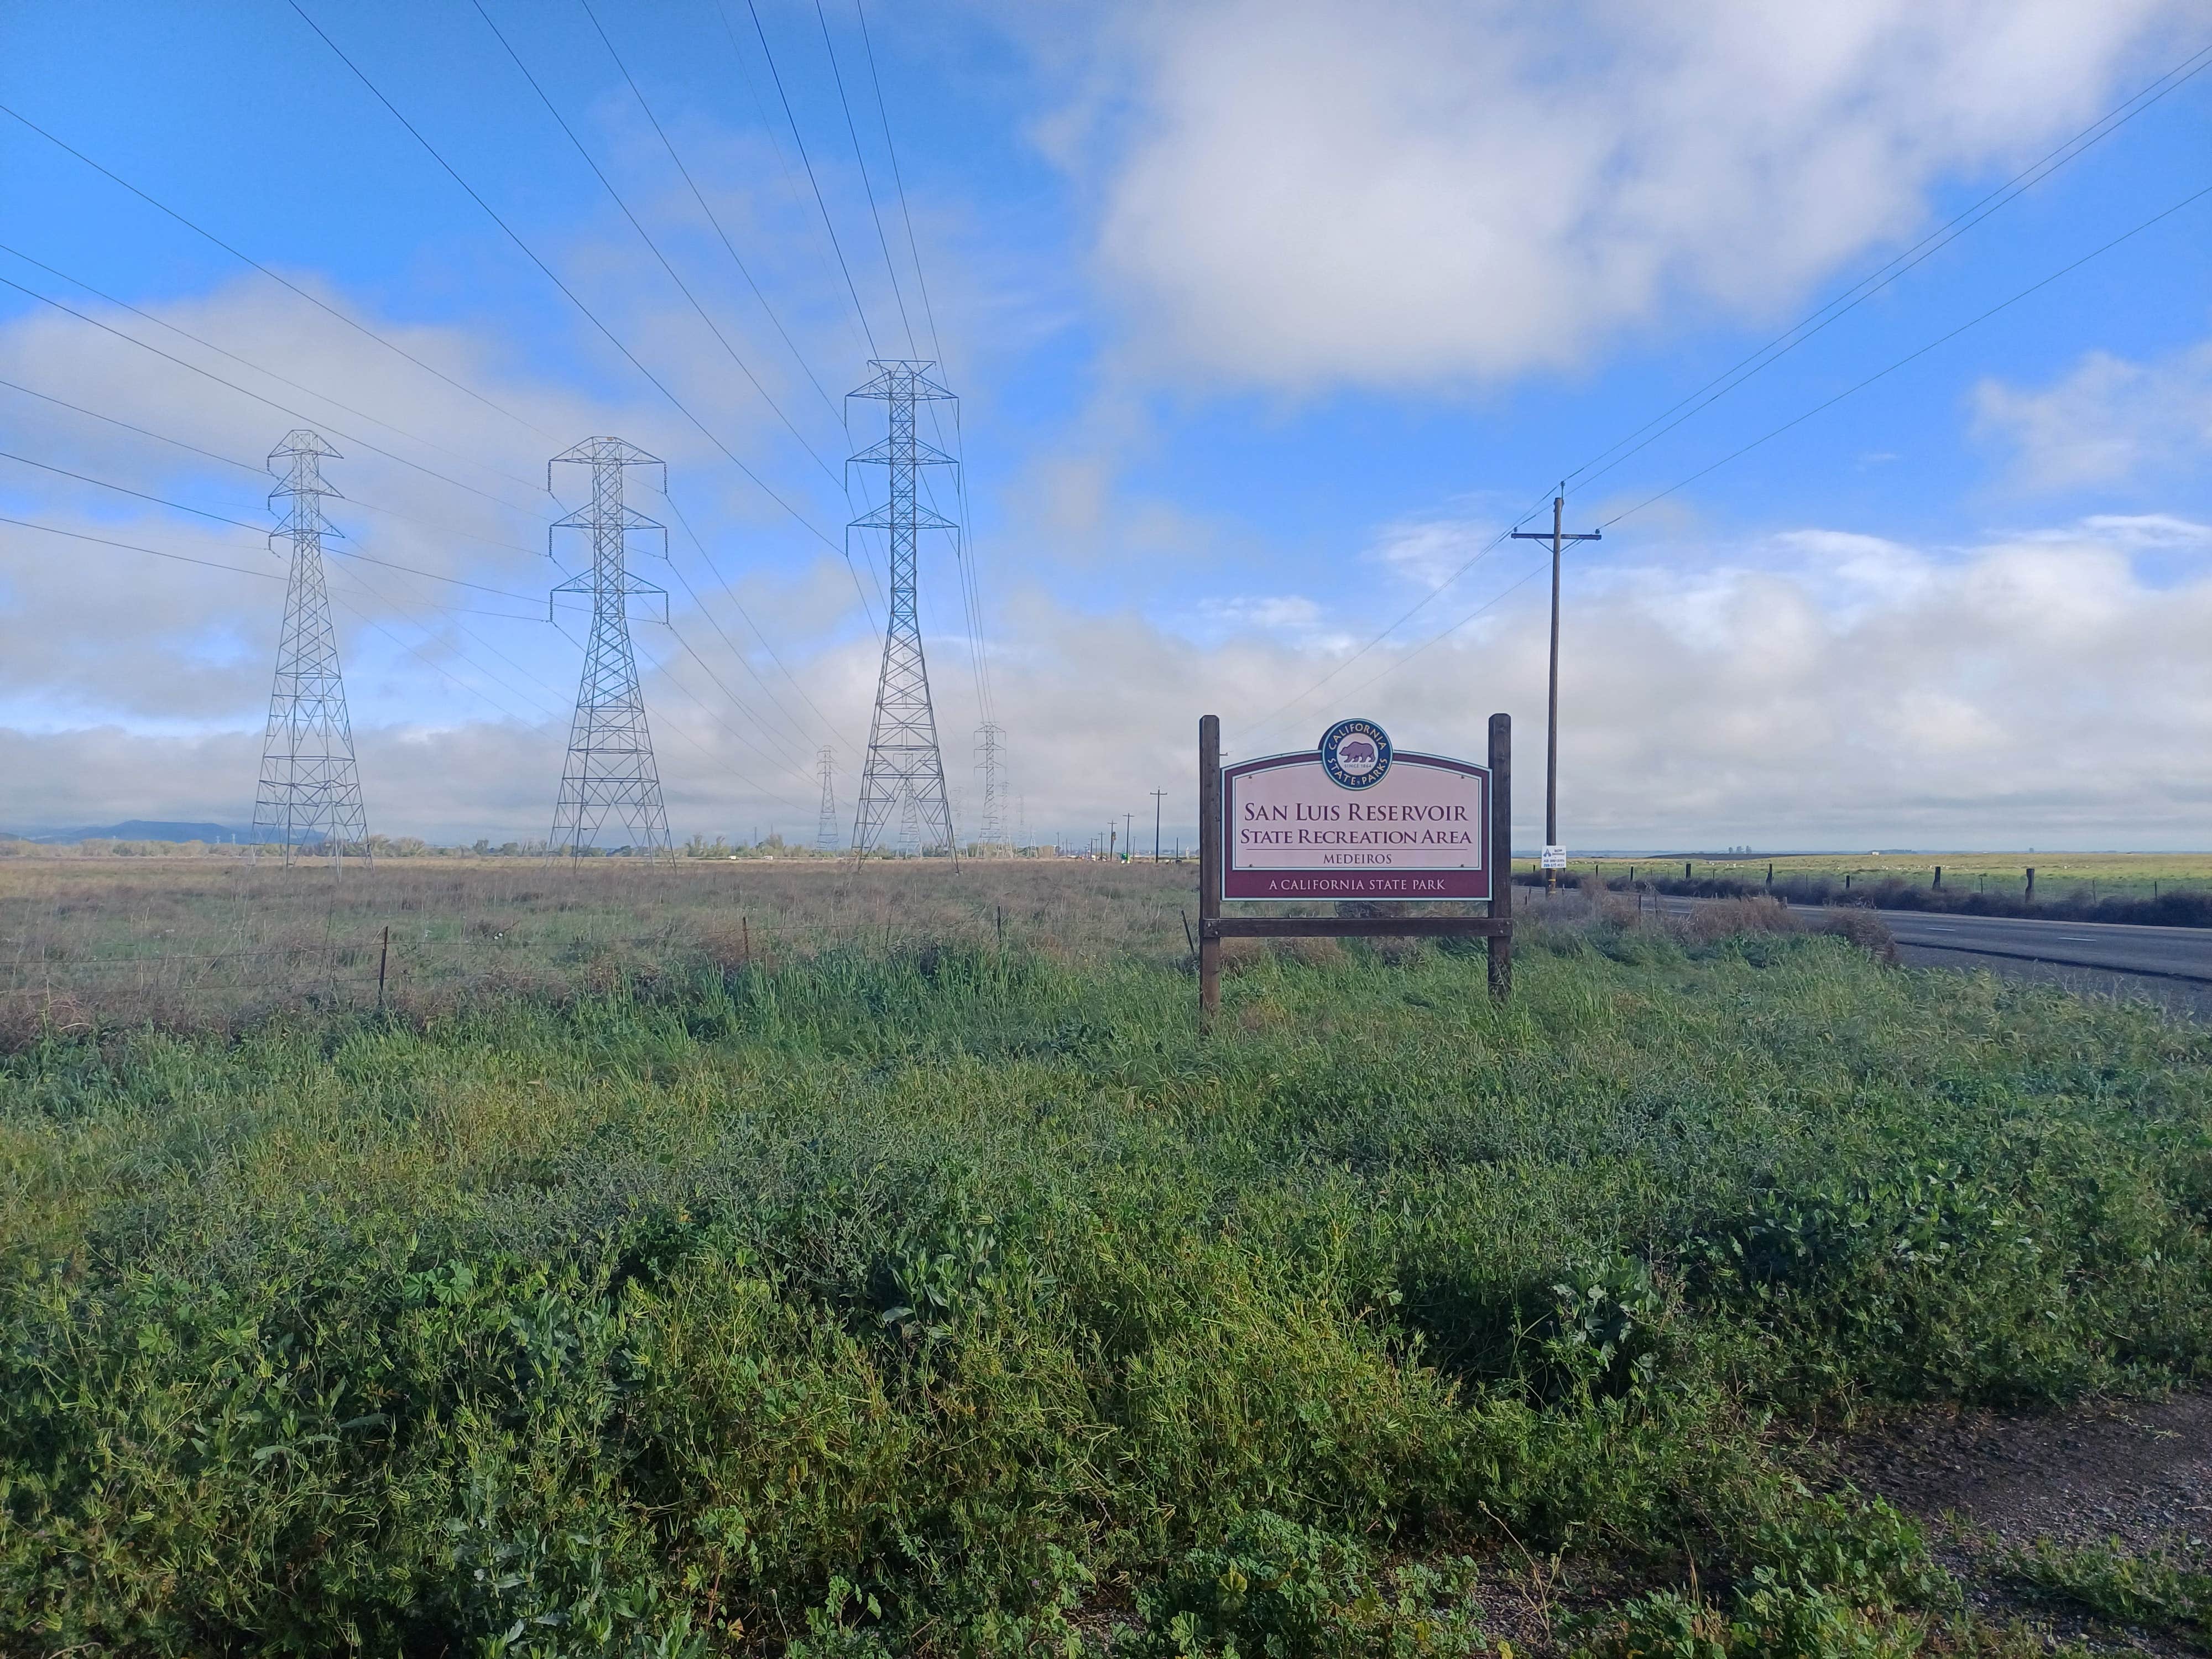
[3, 0, 2209, 848]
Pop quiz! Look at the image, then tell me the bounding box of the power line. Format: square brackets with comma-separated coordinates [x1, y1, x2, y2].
[707, 0, 867, 374]
[1256, 175, 2212, 739]
[0, 270, 549, 517]
[0, 101, 560, 442]
[837, 3, 996, 726]
[0, 513, 281, 581]
[1563, 37, 2212, 499]
[740, 0, 880, 356]
[1597, 179, 2212, 532]
[287, 0, 848, 558]
[474, 0, 842, 486]
[654, 620, 826, 804]
[0, 446, 265, 534]
[656, 484, 863, 754]
[1250, 38, 2212, 731]
[854, 0, 940, 360]
[0, 374, 549, 560]
[573, 0, 847, 431]
[0, 444, 544, 605]
[324, 561, 559, 722]
[811, 0, 914, 354]
[0, 242, 550, 502]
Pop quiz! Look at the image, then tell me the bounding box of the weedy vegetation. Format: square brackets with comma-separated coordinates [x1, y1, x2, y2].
[0, 861, 2208, 1656]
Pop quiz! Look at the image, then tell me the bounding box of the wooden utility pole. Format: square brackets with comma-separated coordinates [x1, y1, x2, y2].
[1151, 789, 1166, 860]
[1487, 713, 1512, 1000]
[1198, 716, 1222, 1018]
[1512, 488, 1600, 893]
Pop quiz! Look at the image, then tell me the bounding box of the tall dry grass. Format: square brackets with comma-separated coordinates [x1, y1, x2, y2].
[0, 855, 1204, 1042]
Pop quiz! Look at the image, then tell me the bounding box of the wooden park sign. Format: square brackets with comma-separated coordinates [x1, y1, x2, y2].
[1196, 712, 1514, 1017]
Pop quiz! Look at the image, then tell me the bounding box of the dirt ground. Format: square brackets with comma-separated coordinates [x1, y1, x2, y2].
[1840, 1392, 2212, 1654]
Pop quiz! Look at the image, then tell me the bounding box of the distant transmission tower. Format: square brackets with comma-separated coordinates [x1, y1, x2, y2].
[547, 437, 670, 858]
[849, 362, 958, 860]
[815, 747, 838, 851]
[974, 722, 1008, 852]
[899, 790, 921, 856]
[254, 430, 369, 865]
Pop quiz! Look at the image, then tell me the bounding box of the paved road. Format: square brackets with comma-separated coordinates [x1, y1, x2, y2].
[1657, 896, 2212, 1016]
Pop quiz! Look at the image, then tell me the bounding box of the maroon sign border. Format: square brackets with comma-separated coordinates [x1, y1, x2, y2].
[1221, 749, 1492, 901]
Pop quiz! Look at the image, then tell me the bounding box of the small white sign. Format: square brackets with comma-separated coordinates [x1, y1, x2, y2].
[1539, 845, 1567, 870]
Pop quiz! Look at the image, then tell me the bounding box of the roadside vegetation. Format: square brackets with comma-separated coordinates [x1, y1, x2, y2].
[1520, 852, 2212, 927]
[1, 867, 2208, 1656]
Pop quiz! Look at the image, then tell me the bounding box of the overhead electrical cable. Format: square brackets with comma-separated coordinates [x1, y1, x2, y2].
[0, 513, 281, 581]
[0, 375, 551, 560]
[657, 621, 831, 798]
[0, 272, 550, 517]
[288, 0, 848, 557]
[575, 0, 848, 431]
[853, 0, 940, 359]
[1256, 176, 2212, 739]
[707, 0, 868, 377]
[1562, 36, 2212, 498]
[841, 2, 997, 726]
[322, 562, 561, 721]
[1249, 35, 2212, 732]
[811, 0, 915, 354]
[469, 0, 841, 487]
[739, 0, 880, 356]
[656, 485, 863, 754]
[0, 445, 545, 604]
[327, 587, 551, 724]
[1596, 179, 2212, 533]
[636, 625, 818, 807]
[0, 446, 266, 534]
[0, 101, 561, 444]
[0, 243, 553, 504]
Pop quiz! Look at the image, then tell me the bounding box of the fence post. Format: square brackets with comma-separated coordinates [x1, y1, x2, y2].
[1487, 712, 1511, 1003]
[1934, 865, 1942, 889]
[377, 925, 389, 1012]
[1199, 715, 1222, 1021]
[1684, 861, 1692, 881]
[2026, 867, 2035, 902]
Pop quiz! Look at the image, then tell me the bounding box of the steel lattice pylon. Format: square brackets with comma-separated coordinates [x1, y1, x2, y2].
[254, 430, 369, 865]
[848, 361, 958, 860]
[548, 437, 671, 857]
[974, 722, 1008, 852]
[815, 747, 839, 851]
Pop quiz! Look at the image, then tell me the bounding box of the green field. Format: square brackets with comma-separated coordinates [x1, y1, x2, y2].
[2, 864, 2210, 1656]
[1521, 850, 2212, 905]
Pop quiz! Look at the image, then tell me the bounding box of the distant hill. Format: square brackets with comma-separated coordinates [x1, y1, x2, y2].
[12, 821, 316, 846]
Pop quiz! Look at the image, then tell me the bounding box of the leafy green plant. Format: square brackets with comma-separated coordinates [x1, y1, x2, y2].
[1125, 1512, 1483, 1658]
[2009, 1535, 2212, 1647]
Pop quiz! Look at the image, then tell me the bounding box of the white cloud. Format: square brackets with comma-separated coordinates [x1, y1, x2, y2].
[1973, 340, 2212, 489]
[1075, 0, 2189, 392]
[8, 512, 2210, 847]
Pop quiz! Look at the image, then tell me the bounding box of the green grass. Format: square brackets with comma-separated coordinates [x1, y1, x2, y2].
[2008, 1535, 2212, 1650]
[1525, 851, 2212, 906]
[1, 905, 2209, 1655]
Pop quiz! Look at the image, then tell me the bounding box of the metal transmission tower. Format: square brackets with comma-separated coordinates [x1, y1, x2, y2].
[254, 430, 369, 864]
[547, 437, 671, 857]
[974, 722, 1008, 852]
[815, 747, 838, 851]
[848, 361, 958, 860]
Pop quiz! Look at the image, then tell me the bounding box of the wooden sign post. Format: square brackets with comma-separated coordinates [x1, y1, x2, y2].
[1197, 713, 1513, 1018]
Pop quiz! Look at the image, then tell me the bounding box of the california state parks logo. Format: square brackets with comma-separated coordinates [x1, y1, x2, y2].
[1319, 717, 1392, 789]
